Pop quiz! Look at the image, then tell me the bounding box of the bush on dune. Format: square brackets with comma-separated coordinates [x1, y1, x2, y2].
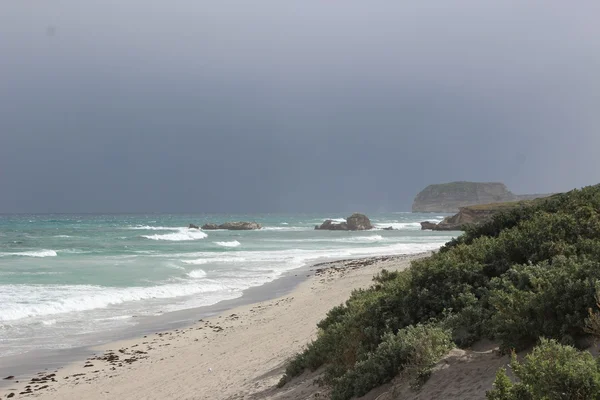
[330, 325, 453, 400]
[279, 184, 600, 399]
[487, 339, 600, 400]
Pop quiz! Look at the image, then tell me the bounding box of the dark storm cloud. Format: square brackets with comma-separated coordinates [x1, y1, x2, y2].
[1, 1, 599, 213]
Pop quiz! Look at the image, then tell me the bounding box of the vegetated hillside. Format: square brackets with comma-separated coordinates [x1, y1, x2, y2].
[422, 196, 554, 231]
[280, 184, 600, 400]
[411, 181, 551, 213]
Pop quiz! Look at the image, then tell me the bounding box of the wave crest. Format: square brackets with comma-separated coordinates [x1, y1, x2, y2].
[0, 250, 58, 258]
[142, 228, 208, 241]
[128, 226, 181, 231]
[214, 240, 241, 248]
[187, 269, 207, 279]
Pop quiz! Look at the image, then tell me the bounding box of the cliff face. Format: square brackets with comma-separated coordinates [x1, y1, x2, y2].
[412, 182, 517, 213]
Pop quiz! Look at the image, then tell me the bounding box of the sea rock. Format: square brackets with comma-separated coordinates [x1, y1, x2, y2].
[201, 223, 219, 230]
[202, 222, 261, 230]
[219, 221, 261, 230]
[315, 220, 348, 231]
[188, 224, 200, 229]
[346, 213, 373, 230]
[420, 221, 438, 230]
[412, 181, 552, 213]
[315, 213, 372, 231]
[382, 226, 394, 231]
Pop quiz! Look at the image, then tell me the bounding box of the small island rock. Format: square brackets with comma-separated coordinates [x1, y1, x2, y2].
[201, 222, 261, 230]
[346, 213, 373, 230]
[201, 223, 219, 230]
[315, 213, 373, 231]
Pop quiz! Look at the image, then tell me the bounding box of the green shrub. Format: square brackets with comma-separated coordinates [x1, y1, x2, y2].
[330, 325, 453, 400]
[488, 257, 600, 351]
[487, 339, 600, 400]
[280, 184, 600, 395]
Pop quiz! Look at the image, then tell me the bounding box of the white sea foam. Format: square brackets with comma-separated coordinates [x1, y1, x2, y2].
[0, 250, 58, 258]
[41, 319, 57, 326]
[214, 240, 241, 248]
[0, 280, 228, 322]
[54, 235, 71, 238]
[280, 222, 289, 225]
[59, 249, 91, 254]
[128, 226, 182, 231]
[164, 262, 185, 270]
[181, 259, 210, 265]
[336, 235, 384, 243]
[181, 256, 246, 264]
[187, 269, 207, 279]
[260, 226, 311, 231]
[142, 228, 208, 241]
[374, 222, 422, 230]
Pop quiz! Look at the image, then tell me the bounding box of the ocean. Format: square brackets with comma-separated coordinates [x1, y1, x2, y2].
[0, 213, 455, 359]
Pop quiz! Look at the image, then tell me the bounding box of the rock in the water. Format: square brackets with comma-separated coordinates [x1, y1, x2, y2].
[346, 213, 373, 230]
[315, 220, 348, 231]
[202, 222, 261, 230]
[420, 221, 438, 230]
[201, 223, 219, 230]
[315, 213, 372, 231]
[382, 226, 394, 231]
[219, 221, 261, 230]
[188, 224, 200, 229]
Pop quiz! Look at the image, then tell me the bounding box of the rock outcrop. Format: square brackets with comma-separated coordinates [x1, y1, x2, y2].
[346, 213, 373, 230]
[315, 220, 349, 231]
[315, 213, 373, 231]
[188, 224, 200, 229]
[412, 181, 552, 213]
[420, 221, 439, 230]
[421, 200, 531, 231]
[201, 223, 219, 230]
[201, 222, 261, 230]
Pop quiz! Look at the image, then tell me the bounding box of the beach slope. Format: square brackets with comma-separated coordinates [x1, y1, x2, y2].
[2, 254, 424, 400]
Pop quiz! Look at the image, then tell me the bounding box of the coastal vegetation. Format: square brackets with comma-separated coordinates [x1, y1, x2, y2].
[280, 184, 600, 399]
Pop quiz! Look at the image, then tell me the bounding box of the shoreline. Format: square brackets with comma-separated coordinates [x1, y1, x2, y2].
[0, 252, 429, 399]
[0, 261, 313, 384]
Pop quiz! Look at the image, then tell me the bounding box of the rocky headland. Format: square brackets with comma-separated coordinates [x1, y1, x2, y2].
[421, 200, 535, 231]
[412, 181, 550, 213]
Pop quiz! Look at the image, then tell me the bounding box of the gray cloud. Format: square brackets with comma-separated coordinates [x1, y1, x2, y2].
[1, 1, 599, 212]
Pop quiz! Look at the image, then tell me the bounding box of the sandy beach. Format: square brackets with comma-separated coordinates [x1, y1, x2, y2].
[1, 254, 433, 400]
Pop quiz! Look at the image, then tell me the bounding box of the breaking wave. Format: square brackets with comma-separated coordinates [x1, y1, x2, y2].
[142, 228, 208, 241]
[187, 269, 207, 279]
[0, 250, 58, 258]
[214, 240, 241, 248]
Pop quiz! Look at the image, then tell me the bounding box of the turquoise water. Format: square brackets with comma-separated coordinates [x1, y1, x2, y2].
[0, 213, 455, 357]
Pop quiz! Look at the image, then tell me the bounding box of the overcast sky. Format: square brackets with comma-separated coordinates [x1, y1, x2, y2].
[1, 1, 599, 213]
